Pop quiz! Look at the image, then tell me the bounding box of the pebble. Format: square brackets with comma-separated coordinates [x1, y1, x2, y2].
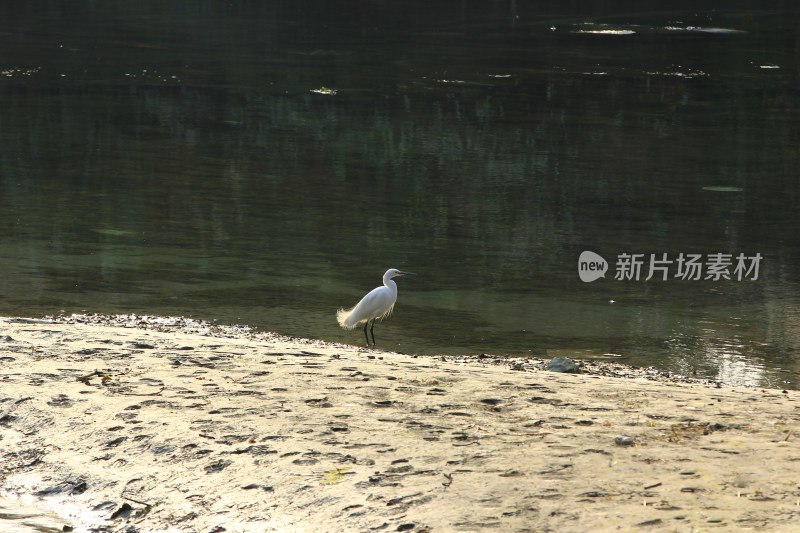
[614, 435, 635, 446]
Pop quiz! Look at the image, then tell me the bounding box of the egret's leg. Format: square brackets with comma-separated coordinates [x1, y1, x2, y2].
[370, 319, 377, 345]
[363, 320, 371, 346]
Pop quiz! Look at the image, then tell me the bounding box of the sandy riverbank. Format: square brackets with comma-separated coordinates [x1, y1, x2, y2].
[1, 315, 798, 532]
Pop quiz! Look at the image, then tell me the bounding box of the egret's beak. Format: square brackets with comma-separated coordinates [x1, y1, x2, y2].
[398, 271, 416, 276]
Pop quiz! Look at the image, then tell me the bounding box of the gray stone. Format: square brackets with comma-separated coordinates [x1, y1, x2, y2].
[547, 357, 581, 374]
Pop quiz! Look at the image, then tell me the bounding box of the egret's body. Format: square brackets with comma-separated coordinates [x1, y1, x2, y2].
[337, 268, 415, 346]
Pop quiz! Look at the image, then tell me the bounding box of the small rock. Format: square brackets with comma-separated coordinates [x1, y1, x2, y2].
[109, 503, 133, 520]
[547, 357, 581, 373]
[614, 435, 635, 446]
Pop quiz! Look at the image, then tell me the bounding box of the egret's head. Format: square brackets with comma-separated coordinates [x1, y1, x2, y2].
[385, 268, 416, 279]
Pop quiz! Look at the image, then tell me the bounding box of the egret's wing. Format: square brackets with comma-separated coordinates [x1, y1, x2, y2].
[337, 286, 396, 328]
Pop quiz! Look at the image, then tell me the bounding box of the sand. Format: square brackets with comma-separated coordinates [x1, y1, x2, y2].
[1, 315, 798, 532]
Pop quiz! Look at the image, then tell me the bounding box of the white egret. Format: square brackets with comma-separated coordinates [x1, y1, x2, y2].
[337, 268, 415, 346]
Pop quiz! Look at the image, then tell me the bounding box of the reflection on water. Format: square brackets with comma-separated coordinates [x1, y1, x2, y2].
[1, 2, 799, 388]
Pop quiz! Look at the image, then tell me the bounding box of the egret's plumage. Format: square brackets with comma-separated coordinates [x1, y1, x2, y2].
[337, 268, 415, 346]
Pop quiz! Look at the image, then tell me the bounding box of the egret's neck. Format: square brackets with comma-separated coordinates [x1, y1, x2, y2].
[383, 278, 398, 293]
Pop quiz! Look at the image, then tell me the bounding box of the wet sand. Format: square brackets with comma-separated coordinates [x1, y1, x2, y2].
[1, 315, 799, 532]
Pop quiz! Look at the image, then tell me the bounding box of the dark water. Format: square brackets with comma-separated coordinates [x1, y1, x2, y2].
[1, 2, 799, 389]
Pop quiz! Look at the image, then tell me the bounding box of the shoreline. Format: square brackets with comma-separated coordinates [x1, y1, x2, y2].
[49, 313, 724, 387]
[1, 314, 798, 532]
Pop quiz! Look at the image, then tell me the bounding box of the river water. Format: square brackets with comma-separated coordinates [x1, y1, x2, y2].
[1, 2, 800, 389]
